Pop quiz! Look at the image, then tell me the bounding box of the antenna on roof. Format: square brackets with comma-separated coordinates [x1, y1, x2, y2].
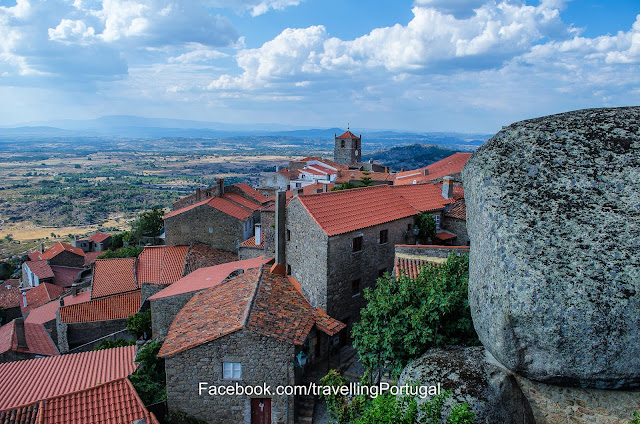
[347, 123, 349, 130]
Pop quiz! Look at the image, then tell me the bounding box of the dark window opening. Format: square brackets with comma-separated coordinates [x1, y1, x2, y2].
[341, 140, 345, 148]
[287, 264, 291, 275]
[379, 229, 388, 244]
[352, 236, 363, 252]
[286, 229, 291, 241]
[378, 268, 387, 278]
[352, 279, 361, 296]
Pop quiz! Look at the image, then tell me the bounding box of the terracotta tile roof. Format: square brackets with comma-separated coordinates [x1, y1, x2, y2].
[136, 245, 189, 285]
[87, 231, 111, 243]
[276, 168, 301, 180]
[0, 279, 20, 310]
[149, 256, 265, 300]
[390, 183, 455, 212]
[159, 267, 344, 358]
[165, 196, 253, 220]
[233, 183, 269, 204]
[0, 320, 58, 359]
[23, 301, 59, 325]
[183, 242, 238, 275]
[83, 251, 101, 267]
[295, 185, 418, 236]
[394, 256, 432, 279]
[50, 266, 83, 288]
[435, 231, 457, 241]
[59, 291, 141, 324]
[445, 199, 466, 219]
[21, 283, 64, 315]
[63, 290, 92, 306]
[394, 152, 472, 185]
[91, 258, 137, 299]
[0, 345, 137, 410]
[334, 170, 394, 184]
[224, 192, 262, 211]
[24, 261, 55, 280]
[337, 130, 360, 139]
[436, 182, 465, 200]
[0, 402, 40, 422]
[0, 320, 17, 356]
[239, 236, 264, 248]
[29, 243, 85, 262]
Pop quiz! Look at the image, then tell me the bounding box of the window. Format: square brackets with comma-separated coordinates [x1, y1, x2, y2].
[223, 362, 241, 380]
[379, 229, 388, 244]
[434, 214, 441, 230]
[341, 140, 345, 148]
[352, 236, 363, 252]
[378, 268, 387, 278]
[352, 279, 361, 297]
[287, 264, 292, 275]
[286, 229, 291, 241]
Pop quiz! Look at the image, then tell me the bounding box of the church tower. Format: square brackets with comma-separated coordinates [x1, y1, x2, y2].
[334, 127, 361, 165]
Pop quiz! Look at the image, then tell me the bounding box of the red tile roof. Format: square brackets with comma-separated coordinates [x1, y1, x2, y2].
[83, 251, 102, 267]
[2, 378, 159, 424]
[87, 231, 111, 243]
[334, 170, 394, 184]
[24, 261, 55, 280]
[224, 192, 262, 211]
[23, 301, 59, 325]
[50, 266, 83, 288]
[394, 152, 472, 185]
[165, 195, 254, 220]
[337, 130, 360, 139]
[21, 283, 64, 315]
[29, 242, 85, 262]
[159, 267, 344, 358]
[0, 345, 137, 410]
[149, 256, 265, 300]
[445, 199, 466, 219]
[136, 245, 189, 285]
[59, 291, 141, 324]
[0, 320, 58, 358]
[295, 185, 418, 236]
[390, 183, 455, 212]
[394, 257, 432, 279]
[63, 290, 92, 306]
[91, 258, 137, 299]
[435, 231, 457, 241]
[239, 236, 264, 248]
[233, 183, 269, 204]
[183, 242, 238, 275]
[0, 279, 20, 310]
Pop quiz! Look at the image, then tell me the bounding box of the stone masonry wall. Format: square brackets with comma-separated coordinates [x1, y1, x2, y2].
[261, 209, 276, 258]
[164, 205, 245, 253]
[326, 217, 414, 321]
[66, 319, 128, 350]
[141, 283, 170, 308]
[517, 376, 640, 423]
[442, 217, 469, 246]
[238, 246, 264, 260]
[49, 250, 85, 268]
[286, 199, 329, 310]
[165, 329, 295, 424]
[151, 292, 195, 339]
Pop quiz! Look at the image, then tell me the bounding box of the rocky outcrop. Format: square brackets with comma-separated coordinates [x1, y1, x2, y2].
[398, 346, 535, 423]
[463, 107, 640, 389]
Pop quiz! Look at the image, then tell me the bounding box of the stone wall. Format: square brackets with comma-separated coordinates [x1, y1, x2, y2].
[49, 250, 85, 268]
[326, 217, 414, 322]
[151, 292, 195, 339]
[165, 329, 296, 424]
[517, 376, 640, 424]
[261, 209, 276, 259]
[59, 319, 128, 351]
[141, 283, 170, 308]
[442, 217, 469, 246]
[238, 246, 264, 260]
[0, 349, 35, 363]
[164, 205, 246, 253]
[286, 199, 329, 311]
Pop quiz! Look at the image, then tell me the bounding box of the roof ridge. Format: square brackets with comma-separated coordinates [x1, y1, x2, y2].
[241, 266, 264, 329]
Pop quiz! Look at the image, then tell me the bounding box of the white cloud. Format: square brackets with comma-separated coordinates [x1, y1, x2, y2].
[168, 47, 228, 64]
[48, 19, 96, 44]
[205, 0, 305, 17]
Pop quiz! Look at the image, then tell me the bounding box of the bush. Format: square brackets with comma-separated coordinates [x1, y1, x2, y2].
[127, 309, 151, 339]
[129, 341, 166, 405]
[352, 253, 478, 378]
[416, 213, 436, 241]
[93, 339, 136, 351]
[98, 245, 143, 259]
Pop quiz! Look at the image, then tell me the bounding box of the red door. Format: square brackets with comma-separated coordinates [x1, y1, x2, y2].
[251, 398, 271, 424]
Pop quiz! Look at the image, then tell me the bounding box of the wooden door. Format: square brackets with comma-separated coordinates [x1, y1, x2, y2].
[251, 398, 271, 424]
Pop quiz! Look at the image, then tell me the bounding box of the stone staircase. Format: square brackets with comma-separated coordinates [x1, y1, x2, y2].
[296, 395, 315, 424]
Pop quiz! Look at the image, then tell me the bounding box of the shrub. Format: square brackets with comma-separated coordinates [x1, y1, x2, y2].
[93, 339, 136, 351]
[127, 309, 151, 339]
[129, 341, 166, 405]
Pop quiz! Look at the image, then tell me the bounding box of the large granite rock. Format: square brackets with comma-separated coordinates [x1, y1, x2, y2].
[398, 346, 535, 423]
[463, 107, 640, 389]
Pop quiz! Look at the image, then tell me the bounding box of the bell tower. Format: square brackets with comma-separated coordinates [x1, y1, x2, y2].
[334, 126, 361, 165]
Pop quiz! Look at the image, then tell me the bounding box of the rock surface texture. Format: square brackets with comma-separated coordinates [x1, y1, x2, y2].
[399, 347, 535, 423]
[463, 107, 640, 389]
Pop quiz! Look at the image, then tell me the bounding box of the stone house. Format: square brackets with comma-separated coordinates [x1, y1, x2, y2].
[158, 267, 344, 424]
[148, 256, 265, 339]
[164, 180, 267, 252]
[27, 242, 85, 268]
[442, 198, 469, 246]
[0, 318, 59, 363]
[393, 152, 472, 185]
[71, 231, 112, 253]
[0, 279, 21, 324]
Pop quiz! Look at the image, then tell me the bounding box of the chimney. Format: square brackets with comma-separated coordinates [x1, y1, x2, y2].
[384, 166, 389, 173]
[14, 318, 27, 350]
[71, 283, 78, 297]
[196, 187, 201, 201]
[297, 188, 304, 196]
[323, 183, 328, 192]
[369, 158, 373, 164]
[442, 176, 454, 199]
[255, 223, 262, 246]
[400, 168, 404, 172]
[22, 292, 27, 307]
[40, 243, 45, 254]
[270, 191, 287, 275]
[217, 178, 224, 197]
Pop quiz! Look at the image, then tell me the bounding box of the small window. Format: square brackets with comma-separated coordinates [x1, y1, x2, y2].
[352, 236, 363, 252]
[378, 268, 387, 278]
[287, 264, 292, 275]
[209, 227, 214, 234]
[379, 229, 388, 244]
[341, 140, 345, 148]
[407, 224, 412, 231]
[351, 279, 361, 297]
[434, 214, 441, 230]
[286, 229, 291, 241]
[223, 362, 241, 380]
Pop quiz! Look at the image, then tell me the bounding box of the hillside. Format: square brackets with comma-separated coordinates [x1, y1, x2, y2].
[367, 143, 459, 171]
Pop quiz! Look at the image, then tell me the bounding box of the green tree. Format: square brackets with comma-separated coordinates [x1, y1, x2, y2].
[127, 309, 152, 339]
[129, 340, 166, 405]
[416, 213, 436, 242]
[93, 339, 136, 350]
[131, 207, 164, 240]
[352, 253, 478, 378]
[360, 171, 373, 187]
[331, 181, 363, 191]
[98, 245, 143, 259]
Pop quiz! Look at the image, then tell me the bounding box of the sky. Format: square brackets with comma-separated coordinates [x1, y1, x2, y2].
[0, 0, 639, 133]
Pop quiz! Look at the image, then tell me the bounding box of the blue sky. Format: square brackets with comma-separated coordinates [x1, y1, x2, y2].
[0, 0, 638, 133]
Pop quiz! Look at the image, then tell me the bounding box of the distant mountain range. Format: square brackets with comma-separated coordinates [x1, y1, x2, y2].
[0, 115, 491, 151]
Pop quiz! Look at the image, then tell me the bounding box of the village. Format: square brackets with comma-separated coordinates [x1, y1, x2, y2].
[0, 129, 472, 423]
